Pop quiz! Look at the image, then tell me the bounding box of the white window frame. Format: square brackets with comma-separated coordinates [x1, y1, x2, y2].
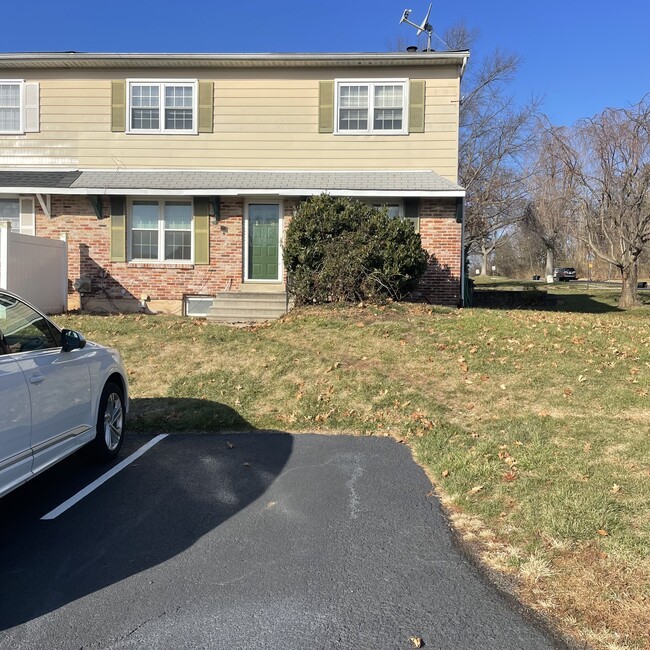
[126, 79, 198, 135]
[0, 80, 24, 135]
[334, 79, 408, 136]
[127, 198, 195, 263]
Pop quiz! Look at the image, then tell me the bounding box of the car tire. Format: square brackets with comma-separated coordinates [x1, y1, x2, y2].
[90, 381, 126, 461]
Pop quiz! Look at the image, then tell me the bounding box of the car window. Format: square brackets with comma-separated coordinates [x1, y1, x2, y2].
[0, 294, 61, 354]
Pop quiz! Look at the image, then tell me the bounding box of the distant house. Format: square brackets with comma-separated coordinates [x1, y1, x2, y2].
[0, 51, 468, 318]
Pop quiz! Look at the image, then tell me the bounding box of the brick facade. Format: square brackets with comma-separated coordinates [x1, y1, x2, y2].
[34, 195, 460, 312]
[417, 198, 462, 306]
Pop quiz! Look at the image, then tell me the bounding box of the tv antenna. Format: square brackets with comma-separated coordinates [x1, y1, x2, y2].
[399, 3, 435, 51]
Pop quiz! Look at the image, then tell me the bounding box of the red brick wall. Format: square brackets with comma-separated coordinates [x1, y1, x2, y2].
[417, 198, 462, 306]
[36, 196, 247, 305]
[34, 195, 461, 309]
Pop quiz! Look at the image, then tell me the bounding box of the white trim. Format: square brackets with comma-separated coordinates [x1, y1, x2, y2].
[0, 187, 465, 198]
[126, 79, 198, 135]
[334, 79, 408, 136]
[0, 79, 24, 135]
[243, 199, 284, 283]
[127, 196, 195, 263]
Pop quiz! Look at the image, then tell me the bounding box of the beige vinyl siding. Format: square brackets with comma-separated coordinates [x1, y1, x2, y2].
[0, 66, 461, 182]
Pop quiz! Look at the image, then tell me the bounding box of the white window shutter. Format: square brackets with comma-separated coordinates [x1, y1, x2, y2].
[24, 83, 40, 133]
[19, 197, 35, 235]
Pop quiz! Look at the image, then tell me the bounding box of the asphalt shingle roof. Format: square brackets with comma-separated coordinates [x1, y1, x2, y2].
[70, 170, 462, 193]
[0, 169, 463, 194]
[0, 170, 81, 188]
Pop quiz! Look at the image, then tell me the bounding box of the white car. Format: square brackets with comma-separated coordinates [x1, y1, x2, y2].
[0, 289, 129, 498]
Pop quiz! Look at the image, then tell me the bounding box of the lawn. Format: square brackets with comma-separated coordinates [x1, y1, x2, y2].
[57, 295, 650, 650]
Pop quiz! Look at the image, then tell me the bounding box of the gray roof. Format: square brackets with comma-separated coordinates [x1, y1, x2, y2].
[0, 170, 81, 188]
[0, 169, 463, 197]
[71, 170, 463, 194]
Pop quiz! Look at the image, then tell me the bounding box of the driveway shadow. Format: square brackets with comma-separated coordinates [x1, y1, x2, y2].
[0, 399, 293, 631]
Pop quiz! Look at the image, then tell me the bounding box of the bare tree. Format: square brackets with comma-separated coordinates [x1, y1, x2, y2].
[524, 124, 577, 276]
[549, 99, 650, 307]
[447, 25, 540, 272]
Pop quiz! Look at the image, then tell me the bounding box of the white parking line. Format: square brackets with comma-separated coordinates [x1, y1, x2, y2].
[41, 434, 169, 521]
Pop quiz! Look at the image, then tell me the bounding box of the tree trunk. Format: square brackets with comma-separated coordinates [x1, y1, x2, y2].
[619, 264, 639, 309]
[481, 250, 489, 275]
[545, 247, 554, 277]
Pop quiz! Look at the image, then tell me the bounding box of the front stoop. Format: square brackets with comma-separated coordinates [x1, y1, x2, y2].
[206, 286, 292, 323]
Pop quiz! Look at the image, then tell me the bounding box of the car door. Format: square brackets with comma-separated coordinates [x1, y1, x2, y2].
[1, 294, 93, 475]
[0, 333, 32, 497]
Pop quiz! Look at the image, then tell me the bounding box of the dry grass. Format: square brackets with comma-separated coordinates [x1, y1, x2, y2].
[57, 300, 650, 649]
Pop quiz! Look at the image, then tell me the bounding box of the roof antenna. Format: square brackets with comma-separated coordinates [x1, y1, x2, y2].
[399, 4, 434, 51]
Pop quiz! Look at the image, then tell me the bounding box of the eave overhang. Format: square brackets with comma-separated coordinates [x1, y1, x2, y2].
[0, 51, 470, 70]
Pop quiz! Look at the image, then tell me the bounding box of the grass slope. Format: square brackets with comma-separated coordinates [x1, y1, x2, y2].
[58, 297, 650, 649]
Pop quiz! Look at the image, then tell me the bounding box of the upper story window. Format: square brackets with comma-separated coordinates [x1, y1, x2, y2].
[336, 80, 408, 135]
[127, 80, 198, 134]
[129, 199, 193, 262]
[0, 81, 22, 133]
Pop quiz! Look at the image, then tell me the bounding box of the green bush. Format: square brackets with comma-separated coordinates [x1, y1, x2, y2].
[283, 195, 428, 304]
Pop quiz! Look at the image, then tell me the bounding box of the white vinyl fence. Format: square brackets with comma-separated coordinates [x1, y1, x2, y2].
[0, 221, 68, 314]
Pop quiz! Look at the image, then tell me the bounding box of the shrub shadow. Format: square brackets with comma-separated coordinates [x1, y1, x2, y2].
[0, 399, 293, 631]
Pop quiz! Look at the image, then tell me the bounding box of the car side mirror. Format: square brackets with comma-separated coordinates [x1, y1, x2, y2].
[61, 329, 87, 352]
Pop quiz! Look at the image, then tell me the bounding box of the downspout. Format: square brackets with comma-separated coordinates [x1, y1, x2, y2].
[458, 55, 469, 307]
[459, 197, 466, 307]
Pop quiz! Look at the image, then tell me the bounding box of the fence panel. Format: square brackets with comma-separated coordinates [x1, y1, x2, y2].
[0, 223, 68, 314]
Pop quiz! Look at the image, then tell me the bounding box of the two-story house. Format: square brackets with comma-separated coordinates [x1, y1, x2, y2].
[0, 51, 468, 318]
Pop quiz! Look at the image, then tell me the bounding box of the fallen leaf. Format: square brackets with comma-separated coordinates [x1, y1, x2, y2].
[597, 529, 608, 537]
[442, 469, 450, 478]
[500, 384, 507, 390]
[611, 484, 621, 494]
[502, 470, 517, 482]
[409, 637, 424, 648]
[583, 443, 592, 452]
[468, 485, 484, 495]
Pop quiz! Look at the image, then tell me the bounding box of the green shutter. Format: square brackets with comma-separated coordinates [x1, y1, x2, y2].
[404, 198, 420, 232]
[409, 80, 426, 134]
[318, 80, 334, 133]
[111, 81, 126, 132]
[198, 81, 213, 133]
[194, 198, 210, 265]
[110, 196, 126, 262]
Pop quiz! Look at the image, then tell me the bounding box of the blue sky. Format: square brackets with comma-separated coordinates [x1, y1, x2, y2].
[3, 0, 648, 126]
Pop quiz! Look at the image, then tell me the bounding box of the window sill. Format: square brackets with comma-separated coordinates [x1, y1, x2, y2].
[333, 131, 409, 136]
[125, 130, 198, 136]
[127, 261, 195, 269]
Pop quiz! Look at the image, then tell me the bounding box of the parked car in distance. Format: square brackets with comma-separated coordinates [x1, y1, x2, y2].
[0, 289, 129, 499]
[553, 267, 578, 281]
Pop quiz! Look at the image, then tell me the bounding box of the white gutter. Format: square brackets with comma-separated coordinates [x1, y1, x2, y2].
[0, 187, 465, 198]
[0, 51, 471, 69]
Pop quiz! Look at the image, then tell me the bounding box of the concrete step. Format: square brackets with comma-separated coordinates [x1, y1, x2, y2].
[206, 290, 292, 323]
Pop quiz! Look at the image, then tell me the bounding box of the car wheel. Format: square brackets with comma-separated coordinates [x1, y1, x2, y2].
[91, 381, 125, 461]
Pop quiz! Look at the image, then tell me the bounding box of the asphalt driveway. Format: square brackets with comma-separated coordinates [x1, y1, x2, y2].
[0, 433, 565, 649]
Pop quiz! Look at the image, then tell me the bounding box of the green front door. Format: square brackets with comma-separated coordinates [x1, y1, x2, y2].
[248, 203, 280, 280]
